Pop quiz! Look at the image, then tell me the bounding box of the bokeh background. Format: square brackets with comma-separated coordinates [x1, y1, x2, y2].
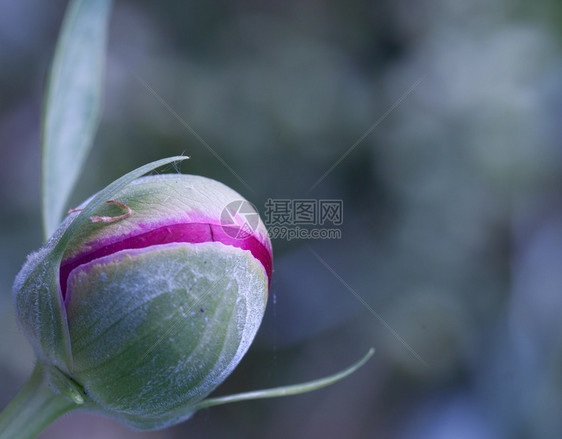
[2, 0, 562, 438]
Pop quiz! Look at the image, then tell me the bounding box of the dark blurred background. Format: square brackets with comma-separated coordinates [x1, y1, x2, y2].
[2, 0, 562, 438]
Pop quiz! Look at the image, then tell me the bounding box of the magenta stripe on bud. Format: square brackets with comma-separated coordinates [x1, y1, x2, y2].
[59, 222, 272, 301]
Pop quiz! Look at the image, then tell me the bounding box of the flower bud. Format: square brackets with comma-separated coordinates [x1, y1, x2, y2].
[13, 174, 272, 429]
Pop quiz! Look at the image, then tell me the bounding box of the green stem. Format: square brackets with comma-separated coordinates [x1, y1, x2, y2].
[196, 348, 374, 410]
[0, 364, 77, 439]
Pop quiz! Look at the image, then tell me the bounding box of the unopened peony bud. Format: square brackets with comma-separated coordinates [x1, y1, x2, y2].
[13, 174, 272, 429]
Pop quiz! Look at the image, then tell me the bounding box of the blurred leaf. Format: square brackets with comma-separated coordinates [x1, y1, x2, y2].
[41, 0, 113, 240]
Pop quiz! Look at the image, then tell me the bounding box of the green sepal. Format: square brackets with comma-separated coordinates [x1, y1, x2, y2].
[65, 242, 267, 429]
[13, 157, 188, 371]
[45, 365, 87, 405]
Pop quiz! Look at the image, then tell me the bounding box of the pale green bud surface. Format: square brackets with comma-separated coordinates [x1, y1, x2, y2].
[13, 174, 272, 429]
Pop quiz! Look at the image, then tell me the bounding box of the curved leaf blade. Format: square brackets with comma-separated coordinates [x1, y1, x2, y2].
[41, 0, 113, 240]
[53, 156, 190, 257]
[196, 348, 374, 410]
